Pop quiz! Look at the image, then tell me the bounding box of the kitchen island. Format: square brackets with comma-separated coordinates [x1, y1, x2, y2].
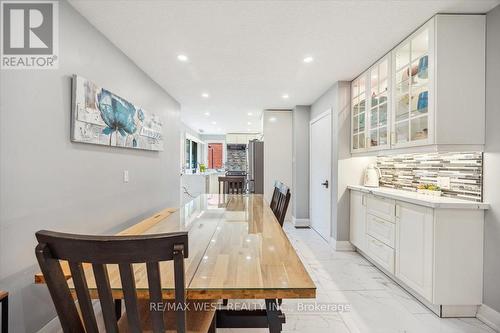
[181, 170, 225, 203]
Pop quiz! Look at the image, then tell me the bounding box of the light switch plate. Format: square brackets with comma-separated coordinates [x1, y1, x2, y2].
[437, 176, 450, 189]
[124, 170, 129, 183]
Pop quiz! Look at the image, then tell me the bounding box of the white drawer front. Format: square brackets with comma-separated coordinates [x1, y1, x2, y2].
[366, 214, 395, 248]
[366, 234, 395, 274]
[367, 195, 396, 222]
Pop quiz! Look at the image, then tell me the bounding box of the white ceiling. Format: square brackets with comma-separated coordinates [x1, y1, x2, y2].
[69, 0, 499, 134]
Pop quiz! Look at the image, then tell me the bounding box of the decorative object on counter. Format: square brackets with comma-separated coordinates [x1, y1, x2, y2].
[417, 184, 442, 196]
[377, 152, 483, 202]
[199, 163, 206, 173]
[71, 75, 163, 151]
[364, 164, 381, 187]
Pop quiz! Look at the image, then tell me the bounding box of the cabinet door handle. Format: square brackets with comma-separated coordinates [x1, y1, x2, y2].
[362, 195, 366, 206]
[395, 205, 400, 218]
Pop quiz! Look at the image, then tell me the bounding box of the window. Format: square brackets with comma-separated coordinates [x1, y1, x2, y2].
[184, 139, 199, 172]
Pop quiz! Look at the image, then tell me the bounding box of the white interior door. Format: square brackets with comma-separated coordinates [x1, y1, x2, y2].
[310, 111, 332, 241]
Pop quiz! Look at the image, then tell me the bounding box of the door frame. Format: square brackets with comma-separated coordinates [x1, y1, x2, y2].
[203, 139, 226, 168]
[309, 109, 332, 241]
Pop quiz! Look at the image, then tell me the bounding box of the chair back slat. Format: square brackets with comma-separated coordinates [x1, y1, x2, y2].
[92, 264, 119, 333]
[270, 181, 282, 213]
[35, 230, 189, 333]
[173, 245, 187, 333]
[68, 262, 99, 333]
[146, 261, 165, 333]
[218, 176, 245, 194]
[119, 263, 141, 333]
[35, 243, 85, 332]
[273, 182, 291, 227]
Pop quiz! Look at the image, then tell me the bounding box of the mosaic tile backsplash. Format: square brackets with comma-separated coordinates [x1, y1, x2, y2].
[377, 152, 483, 202]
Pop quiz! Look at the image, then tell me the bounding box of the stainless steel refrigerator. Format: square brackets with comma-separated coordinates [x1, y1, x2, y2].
[247, 140, 264, 194]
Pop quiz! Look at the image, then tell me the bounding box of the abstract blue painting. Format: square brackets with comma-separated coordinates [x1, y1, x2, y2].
[71, 75, 163, 151]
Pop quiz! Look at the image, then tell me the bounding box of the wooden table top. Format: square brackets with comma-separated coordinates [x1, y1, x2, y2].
[35, 194, 316, 300]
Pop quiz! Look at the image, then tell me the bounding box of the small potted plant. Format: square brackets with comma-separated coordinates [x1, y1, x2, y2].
[417, 184, 442, 196]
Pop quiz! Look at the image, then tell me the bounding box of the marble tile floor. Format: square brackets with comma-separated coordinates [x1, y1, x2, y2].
[219, 223, 495, 333]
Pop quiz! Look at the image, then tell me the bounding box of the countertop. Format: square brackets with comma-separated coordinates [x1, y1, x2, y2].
[182, 170, 225, 177]
[348, 185, 489, 210]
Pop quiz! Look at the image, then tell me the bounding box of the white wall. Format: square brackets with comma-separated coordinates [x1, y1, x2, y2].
[0, 1, 181, 331]
[483, 3, 500, 314]
[263, 110, 293, 219]
[292, 106, 310, 221]
[310, 82, 375, 242]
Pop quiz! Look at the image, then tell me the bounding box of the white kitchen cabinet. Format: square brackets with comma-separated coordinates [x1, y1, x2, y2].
[366, 195, 396, 222]
[366, 234, 395, 273]
[368, 55, 391, 150]
[349, 190, 366, 251]
[395, 201, 434, 301]
[366, 213, 395, 248]
[351, 14, 486, 153]
[349, 188, 485, 317]
[351, 73, 368, 152]
[226, 133, 261, 144]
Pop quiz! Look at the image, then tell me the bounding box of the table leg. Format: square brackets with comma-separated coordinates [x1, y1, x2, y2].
[1, 295, 8, 333]
[265, 299, 285, 333]
[114, 299, 122, 320]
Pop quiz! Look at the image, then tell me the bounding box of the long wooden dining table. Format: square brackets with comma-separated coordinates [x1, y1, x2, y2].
[35, 194, 316, 332]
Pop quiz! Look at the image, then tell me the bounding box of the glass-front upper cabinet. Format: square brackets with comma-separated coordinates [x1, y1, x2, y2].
[351, 74, 367, 151]
[392, 24, 431, 147]
[368, 56, 390, 149]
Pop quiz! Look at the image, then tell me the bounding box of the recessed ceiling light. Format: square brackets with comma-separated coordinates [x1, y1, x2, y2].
[282, 94, 289, 99]
[247, 122, 252, 125]
[303, 56, 314, 63]
[247, 112, 253, 116]
[211, 121, 217, 125]
[247, 128, 251, 131]
[177, 54, 188, 62]
[269, 117, 277, 122]
[204, 112, 210, 116]
[202, 92, 210, 98]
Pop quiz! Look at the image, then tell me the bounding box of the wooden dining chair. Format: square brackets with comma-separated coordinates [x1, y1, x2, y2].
[218, 176, 245, 194]
[270, 181, 282, 214]
[274, 183, 291, 227]
[0, 291, 8, 333]
[35, 230, 216, 333]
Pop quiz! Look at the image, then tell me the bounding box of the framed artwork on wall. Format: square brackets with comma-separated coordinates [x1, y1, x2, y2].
[71, 75, 163, 151]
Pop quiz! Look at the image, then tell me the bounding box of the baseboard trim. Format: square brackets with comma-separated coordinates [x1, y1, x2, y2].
[292, 216, 310, 228]
[330, 239, 355, 252]
[477, 304, 500, 332]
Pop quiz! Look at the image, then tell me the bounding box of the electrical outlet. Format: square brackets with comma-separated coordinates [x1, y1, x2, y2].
[437, 176, 450, 190]
[124, 170, 129, 183]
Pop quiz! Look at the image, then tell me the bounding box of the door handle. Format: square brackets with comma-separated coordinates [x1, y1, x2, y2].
[321, 180, 329, 188]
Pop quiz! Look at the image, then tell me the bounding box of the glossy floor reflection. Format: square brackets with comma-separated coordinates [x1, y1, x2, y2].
[219, 223, 495, 333]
